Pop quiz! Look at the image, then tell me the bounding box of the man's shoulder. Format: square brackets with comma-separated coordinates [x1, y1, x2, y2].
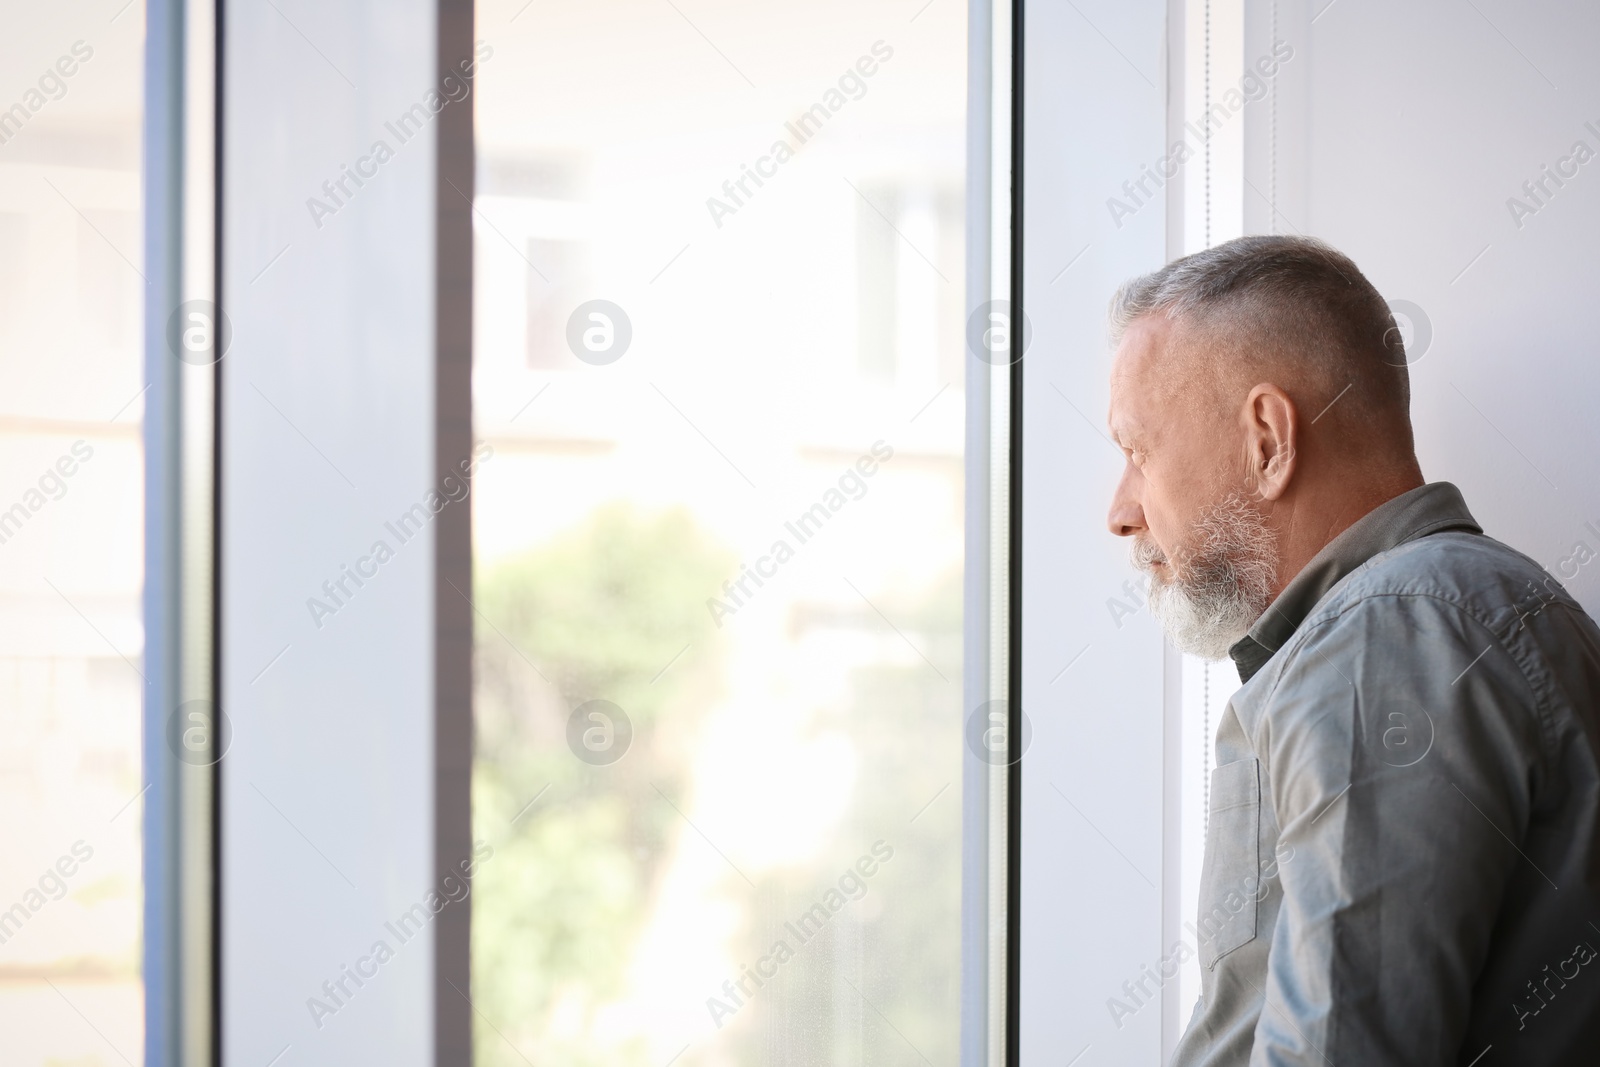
[1239, 530, 1595, 708]
[1310, 529, 1578, 631]
[1237, 529, 1591, 758]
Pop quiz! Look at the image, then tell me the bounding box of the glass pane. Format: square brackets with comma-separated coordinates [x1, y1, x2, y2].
[470, 2, 967, 1063]
[0, 5, 146, 1065]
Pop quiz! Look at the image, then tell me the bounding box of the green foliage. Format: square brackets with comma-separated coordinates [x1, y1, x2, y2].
[469, 502, 964, 1066]
[471, 504, 733, 1066]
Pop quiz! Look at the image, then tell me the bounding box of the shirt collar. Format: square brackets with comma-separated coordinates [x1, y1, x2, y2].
[1227, 481, 1482, 683]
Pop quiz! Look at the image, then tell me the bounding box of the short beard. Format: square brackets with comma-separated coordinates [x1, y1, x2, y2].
[1132, 492, 1279, 661]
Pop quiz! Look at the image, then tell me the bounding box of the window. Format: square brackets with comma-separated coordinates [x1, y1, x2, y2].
[470, 2, 969, 1062]
[0, 5, 146, 1063]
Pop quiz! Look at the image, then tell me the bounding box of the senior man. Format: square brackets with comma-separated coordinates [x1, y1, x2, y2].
[1105, 235, 1600, 1065]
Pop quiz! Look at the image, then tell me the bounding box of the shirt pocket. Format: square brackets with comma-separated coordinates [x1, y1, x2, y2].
[1196, 757, 1261, 970]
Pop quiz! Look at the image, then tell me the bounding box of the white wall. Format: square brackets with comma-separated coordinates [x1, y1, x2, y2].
[1245, 0, 1600, 615]
[220, 2, 439, 1064]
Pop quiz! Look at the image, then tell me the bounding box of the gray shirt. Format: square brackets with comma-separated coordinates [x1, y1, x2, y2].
[1172, 482, 1600, 1067]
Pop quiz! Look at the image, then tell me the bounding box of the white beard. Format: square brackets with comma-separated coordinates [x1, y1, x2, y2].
[1133, 492, 1279, 661]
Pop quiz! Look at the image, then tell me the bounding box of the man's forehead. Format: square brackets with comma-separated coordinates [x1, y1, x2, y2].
[1108, 317, 1170, 422]
[1107, 383, 1149, 451]
[1112, 313, 1174, 379]
[1111, 312, 1215, 407]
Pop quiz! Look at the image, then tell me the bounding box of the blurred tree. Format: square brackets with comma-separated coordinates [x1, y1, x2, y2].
[470, 503, 963, 1067]
[471, 504, 733, 1067]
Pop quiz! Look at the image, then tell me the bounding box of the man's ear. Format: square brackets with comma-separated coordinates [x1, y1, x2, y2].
[1242, 383, 1297, 501]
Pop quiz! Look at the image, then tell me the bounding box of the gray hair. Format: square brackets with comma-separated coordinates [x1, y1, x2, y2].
[1108, 235, 1411, 429]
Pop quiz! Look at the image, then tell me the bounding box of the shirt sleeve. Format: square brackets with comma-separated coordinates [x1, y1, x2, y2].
[1248, 592, 1547, 1066]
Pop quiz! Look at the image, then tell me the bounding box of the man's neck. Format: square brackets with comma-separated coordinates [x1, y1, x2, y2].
[1266, 468, 1425, 600]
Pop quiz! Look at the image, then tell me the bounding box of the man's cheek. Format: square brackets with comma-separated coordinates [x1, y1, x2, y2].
[1147, 520, 1181, 565]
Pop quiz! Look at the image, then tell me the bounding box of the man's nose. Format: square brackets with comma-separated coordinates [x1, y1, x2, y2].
[1107, 504, 1145, 538]
[1107, 469, 1145, 538]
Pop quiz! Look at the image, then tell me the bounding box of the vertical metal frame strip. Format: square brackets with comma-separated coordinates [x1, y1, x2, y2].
[435, 0, 476, 1062]
[962, 0, 1016, 1063]
[144, 0, 219, 1063]
[1003, 0, 1023, 1062]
